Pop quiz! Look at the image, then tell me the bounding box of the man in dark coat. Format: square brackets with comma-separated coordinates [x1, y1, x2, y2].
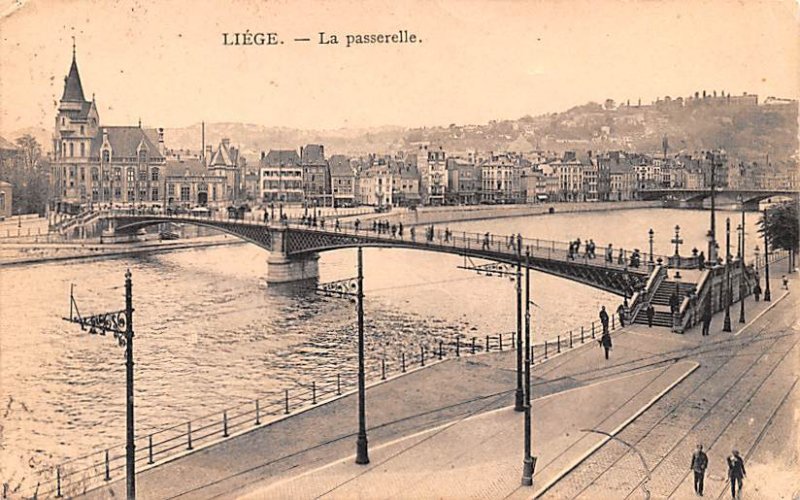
[599, 332, 612, 359]
[690, 443, 709, 496]
[599, 306, 610, 334]
[753, 281, 762, 302]
[726, 450, 746, 499]
[646, 303, 655, 328]
[701, 305, 712, 336]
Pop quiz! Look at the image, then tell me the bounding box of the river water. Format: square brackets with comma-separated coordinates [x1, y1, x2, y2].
[0, 207, 762, 489]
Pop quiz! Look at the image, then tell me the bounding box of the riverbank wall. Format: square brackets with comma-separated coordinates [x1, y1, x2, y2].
[0, 236, 245, 268]
[346, 200, 663, 227]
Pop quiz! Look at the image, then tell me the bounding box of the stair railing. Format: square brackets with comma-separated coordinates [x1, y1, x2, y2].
[626, 264, 665, 325]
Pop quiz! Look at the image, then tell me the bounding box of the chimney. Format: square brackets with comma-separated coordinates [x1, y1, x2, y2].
[102, 128, 109, 142]
[158, 127, 165, 155]
[261, 151, 266, 160]
[221, 138, 230, 147]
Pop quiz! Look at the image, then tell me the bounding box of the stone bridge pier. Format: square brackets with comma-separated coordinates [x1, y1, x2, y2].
[266, 228, 320, 287]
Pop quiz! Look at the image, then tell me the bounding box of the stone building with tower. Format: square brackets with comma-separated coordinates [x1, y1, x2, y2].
[50, 47, 168, 213]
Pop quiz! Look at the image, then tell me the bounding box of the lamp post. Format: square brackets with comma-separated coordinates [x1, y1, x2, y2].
[514, 245, 524, 412]
[708, 153, 718, 264]
[521, 249, 536, 486]
[763, 209, 771, 301]
[723, 218, 732, 332]
[648, 228, 654, 266]
[355, 246, 369, 464]
[62, 271, 136, 499]
[738, 196, 746, 323]
[671, 225, 683, 268]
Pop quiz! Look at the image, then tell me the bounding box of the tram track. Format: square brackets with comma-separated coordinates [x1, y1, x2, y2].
[542, 303, 794, 499]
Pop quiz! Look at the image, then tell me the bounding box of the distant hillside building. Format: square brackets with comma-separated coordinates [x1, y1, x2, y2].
[329, 155, 356, 207]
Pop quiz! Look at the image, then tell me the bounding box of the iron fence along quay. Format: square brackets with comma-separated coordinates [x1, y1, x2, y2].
[26, 309, 623, 498]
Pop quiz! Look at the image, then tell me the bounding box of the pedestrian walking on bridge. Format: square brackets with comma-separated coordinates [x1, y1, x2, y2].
[726, 450, 746, 499]
[690, 443, 708, 496]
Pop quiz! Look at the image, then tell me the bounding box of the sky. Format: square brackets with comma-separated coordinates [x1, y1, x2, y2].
[0, 0, 798, 136]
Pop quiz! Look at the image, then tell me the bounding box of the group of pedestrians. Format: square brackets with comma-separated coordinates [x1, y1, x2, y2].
[567, 238, 598, 260]
[369, 219, 404, 238]
[691, 444, 747, 498]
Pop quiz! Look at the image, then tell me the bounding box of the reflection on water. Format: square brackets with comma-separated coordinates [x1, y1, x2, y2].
[0, 207, 744, 487]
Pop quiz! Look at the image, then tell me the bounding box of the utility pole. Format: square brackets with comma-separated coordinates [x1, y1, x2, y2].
[708, 153, 718, 264]
[521, 250, 536, 486]
[763, 209, 771, 301]
[355, 246, 370, 464]
[125, 271, 135, 499]
[515, 241, 524, 412]
[62, 271, 136, 499]
[723, 218, 732, 332]
[739, 198, 746, 323]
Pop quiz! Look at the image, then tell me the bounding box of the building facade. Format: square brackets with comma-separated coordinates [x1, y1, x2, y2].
[259, 149, 303, 202]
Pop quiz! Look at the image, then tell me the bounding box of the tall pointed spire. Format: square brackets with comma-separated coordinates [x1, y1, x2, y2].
[61, 39, 85, 102]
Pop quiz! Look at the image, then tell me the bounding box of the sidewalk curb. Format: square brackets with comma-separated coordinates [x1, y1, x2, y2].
[735, 290, 790, 337]
[533, 361, 700, 499]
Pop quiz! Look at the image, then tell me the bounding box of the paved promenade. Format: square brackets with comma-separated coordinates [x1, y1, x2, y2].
[80, 262, 797, 500]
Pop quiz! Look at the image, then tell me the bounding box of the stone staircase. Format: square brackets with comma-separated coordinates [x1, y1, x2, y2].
[634, 279, 696, 328]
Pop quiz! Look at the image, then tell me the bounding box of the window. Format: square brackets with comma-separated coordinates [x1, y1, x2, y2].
[80, 167, 85, 182]
[114, 187, 121, 199]
[139, 168, 148, 182]
[167, 184, 175, 196]
[80, 126, 84, 135]
[91, 167, 99, 182]
[113, 168, 122, 181]
[102, 150, 110, 163]
[212, 186, 217, 200]
[61, 117, 65, 126]
[151, 168, 159, 181]
[138, 149, 147, 163]
[127, 168, 135, 183]
[139, 189, 147, 201]
[180, 186, 190, 201]
[127, 189, 135, 201]
[69, 143, 74, 157]
[151, 187, 159, 200]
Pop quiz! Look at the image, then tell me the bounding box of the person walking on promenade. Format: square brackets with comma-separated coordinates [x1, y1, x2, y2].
[599, 306, 610, 334]
[782, 274, 789, 290]
[646, 303, 655, 328]
[398, 222, 404, 238]
[482, 232, 491, 250]
[606, 243, 614, 263]
[617, 303, 626, 327]
[753, 281, 761, 301]
[701, 303, 712, 336]
[726, 450, 746, 499]
[670, 290, 680, 316]
[599, 331, 612, 359]
[690, 443, 709, 496]
[410, 226, 416, 241]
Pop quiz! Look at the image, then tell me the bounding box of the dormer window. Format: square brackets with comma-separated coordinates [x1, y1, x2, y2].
[138, 149, 147, 163]
[102, 150, 110, 163]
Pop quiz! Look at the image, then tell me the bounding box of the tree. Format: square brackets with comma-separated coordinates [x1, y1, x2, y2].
[15, 134, 42, 171]
[758, 202, 799, 270]
[2, 135, 49, 215]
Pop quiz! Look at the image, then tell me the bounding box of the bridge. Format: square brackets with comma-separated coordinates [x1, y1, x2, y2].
[638, 188, 799, 209]
[101, 211, 655, 296]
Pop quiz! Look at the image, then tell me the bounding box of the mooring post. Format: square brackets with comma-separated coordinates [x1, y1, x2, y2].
[148, 435, 154, 464]
[284, 389, 290, 414]
[187, 422, 193, 450]
[255, 399, 261, 425]
[105, 449, 110, 481]
[223, 411, 229, 437]
[456, 337, 461, 357]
